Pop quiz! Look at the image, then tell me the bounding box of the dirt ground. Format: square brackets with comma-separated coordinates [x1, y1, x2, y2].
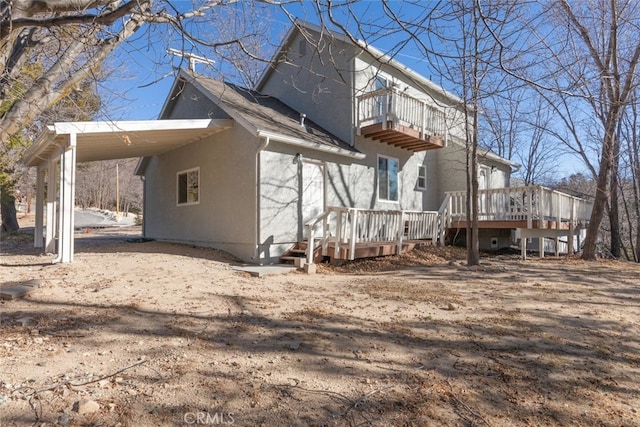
[1, 220, 639, 426]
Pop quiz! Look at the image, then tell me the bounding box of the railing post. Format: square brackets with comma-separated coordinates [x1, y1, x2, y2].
[334, 209, 343, 259]
[349, 209, 358, 260]
[397, 211, 404, 255]
[420, 101, 426, 140]
[306, 224, 315, 266]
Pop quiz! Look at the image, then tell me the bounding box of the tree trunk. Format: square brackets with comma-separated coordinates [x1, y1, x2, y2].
[609, 130, 622, 258]
[1, 188, 19, 232]
[609, 181, 621, 259]
[582, 115, 618, 260]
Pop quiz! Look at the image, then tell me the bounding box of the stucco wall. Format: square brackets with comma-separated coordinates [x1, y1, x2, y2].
[259, 31, 357, 144]
[143, 125, 257, 261]
[144, 82, 258, 262]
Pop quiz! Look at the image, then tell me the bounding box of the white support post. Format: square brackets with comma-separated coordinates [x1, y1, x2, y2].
[45, 158, 57, 254]
[568, 222, 575, 256]
[539, 187, 545, 229]
[539, 236, 545, 258]
[526, 190, 533, 229]
[555, 191, 561, 230]
[34, 166, 45, 248]
[59, 134, 77, 263]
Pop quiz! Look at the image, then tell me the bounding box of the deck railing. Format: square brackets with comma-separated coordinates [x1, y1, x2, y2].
[356, 87, 446, 138]
[305, 207, 440, 265]
[442, 185, 593, 228]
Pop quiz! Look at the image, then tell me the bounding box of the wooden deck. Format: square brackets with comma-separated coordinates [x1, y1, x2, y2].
[326, 241, 421, 261]
[284, 188, 593, 267]
[360, 121, 444, 152]
[281, 240, 425, 266]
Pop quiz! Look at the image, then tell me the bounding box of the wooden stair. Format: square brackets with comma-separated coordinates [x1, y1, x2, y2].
[280, 241, 323, 266]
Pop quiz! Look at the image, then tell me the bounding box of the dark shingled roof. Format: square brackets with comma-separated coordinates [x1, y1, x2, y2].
[184, 71, 361, 156]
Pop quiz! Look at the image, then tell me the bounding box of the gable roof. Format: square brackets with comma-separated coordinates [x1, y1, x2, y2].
[255, 20, 464, 107]
[176, 69, 364, 160]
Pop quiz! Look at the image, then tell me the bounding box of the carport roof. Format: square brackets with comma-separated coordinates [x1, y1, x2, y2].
[22, 119, 233, 167]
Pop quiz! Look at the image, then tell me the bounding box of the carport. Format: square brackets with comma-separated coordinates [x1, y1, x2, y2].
[22, 119, 233, 263]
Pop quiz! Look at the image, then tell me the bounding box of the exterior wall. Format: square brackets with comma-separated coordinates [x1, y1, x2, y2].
[434, 140, 512, 207]
[256, 138, 433, 263]
[143, 126, 257, 261]
[160, 81, 230, 120]
[144, 82, 258, 262]
[259, 32, 357, 144]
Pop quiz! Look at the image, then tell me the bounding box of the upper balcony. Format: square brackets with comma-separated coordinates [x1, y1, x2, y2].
[356, 87, 446, 152]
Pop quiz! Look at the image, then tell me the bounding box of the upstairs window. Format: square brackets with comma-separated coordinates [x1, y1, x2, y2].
[177, 167, 199, 206]
[378, 156, 399, 202]
[417, 165, 427, 190]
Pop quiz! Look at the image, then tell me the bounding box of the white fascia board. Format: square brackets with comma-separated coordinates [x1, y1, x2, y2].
[257, 130, 365, 160]
[52, 119, 220, 135]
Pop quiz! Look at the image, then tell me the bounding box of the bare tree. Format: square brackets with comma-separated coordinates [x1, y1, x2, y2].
[1, 0, 277, 231]
[480, 0, 640, 260]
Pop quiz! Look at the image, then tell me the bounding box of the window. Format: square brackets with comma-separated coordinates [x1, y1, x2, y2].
[374, 75, 391, 118]
[177, 167, 199, 206]
[417, 165, 427, 190]
[378, 156, 399, 202]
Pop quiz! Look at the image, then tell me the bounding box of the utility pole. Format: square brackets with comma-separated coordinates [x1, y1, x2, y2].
[167, 48, 215, 72]
[116, 163, 119, 216]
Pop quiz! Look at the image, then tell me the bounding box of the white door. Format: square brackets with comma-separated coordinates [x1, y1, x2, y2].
[302, 162, 325, 232]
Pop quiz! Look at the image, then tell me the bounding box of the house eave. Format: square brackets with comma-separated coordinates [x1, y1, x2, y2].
[256, 130, 365, 160]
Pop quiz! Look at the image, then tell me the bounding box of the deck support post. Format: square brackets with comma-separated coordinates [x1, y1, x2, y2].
[539, 236, 545, 258]
[45, 157, 57, 254]
[34, 166, 45, 248]
[568, 222, 575, 256]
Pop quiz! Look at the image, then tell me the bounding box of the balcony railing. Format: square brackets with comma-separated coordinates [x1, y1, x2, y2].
[442, 185, 593, 229]
[356, 87, 446, 151]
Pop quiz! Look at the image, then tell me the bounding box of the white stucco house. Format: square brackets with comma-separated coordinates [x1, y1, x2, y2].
[23, 21, 592, 264]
